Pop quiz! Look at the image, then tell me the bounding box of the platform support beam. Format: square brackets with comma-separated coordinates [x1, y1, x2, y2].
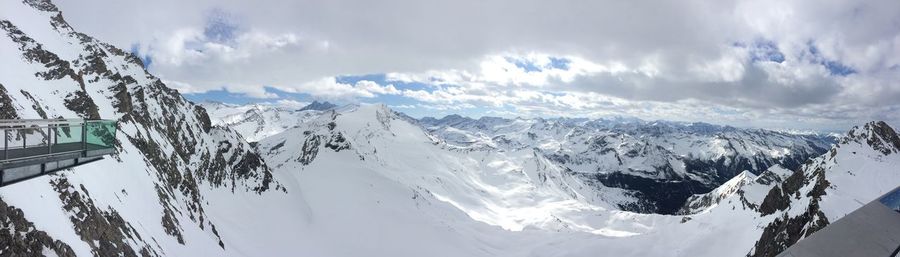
[47, 127, 52, 154]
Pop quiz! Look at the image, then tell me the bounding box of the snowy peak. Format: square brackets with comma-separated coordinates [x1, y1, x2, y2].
[743, 121, 900, 257]
[420, 111, 834, 213]
[678, 170, 758, 214]
[843, 121, 900, 155]
[257, 103, 646, 235]
[0, 0, 287, 254]
[298, 101, 337, 111]
[259, 103, 413, 167]
[199, 101, 323, 141]
[419, 114, 515, 132]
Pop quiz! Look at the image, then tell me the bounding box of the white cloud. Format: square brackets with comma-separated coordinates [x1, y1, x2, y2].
[274, 99, 308, 109]
[54, 0, 900, 130]
[267, 78, 405, 100]
[388, 104, 417, 109]
[355, 80, 401, 95]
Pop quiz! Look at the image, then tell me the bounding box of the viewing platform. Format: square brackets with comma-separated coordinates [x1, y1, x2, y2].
[776, 186, 900, 257]
[0, 119, 117, 186]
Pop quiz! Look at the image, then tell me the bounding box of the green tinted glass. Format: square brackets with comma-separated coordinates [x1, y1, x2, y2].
[85, 120, 117, 147]
[53, 124, 83, 144]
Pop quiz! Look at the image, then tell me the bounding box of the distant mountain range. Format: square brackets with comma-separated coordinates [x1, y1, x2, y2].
[207, 101, 836, 213]
[0, 1, 896, 257]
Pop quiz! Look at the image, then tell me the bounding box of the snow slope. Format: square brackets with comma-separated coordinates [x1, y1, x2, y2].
[256, 103, 900, 257]
[674, 121, 900, 256]
[0, 1, 299, 255]
[1, 1, 897, 257]
[417, 115, 834, 213]
[200, 101, 323, 142]
[211, 102, 835, 214]
[420, 115, 833, 182]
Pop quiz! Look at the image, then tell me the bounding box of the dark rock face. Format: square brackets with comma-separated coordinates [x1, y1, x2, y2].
[299, 101, 337, 111]
[63, 90, 102, 119]
[747, 122, 900, 257]
[588, 172, 715, 214]
[194, 105, 213, 133]
[0, 84, 20, 119]
[750, 208, 829, 257]
[552, 147, 825, 214]
[0, 197, 76, 257]
[296, 131, 351, 165]
[18, 90, 48, 119]
[297, 134, 322, 165]
[324, 132, 350, 151]
[0, 20, 78, 82]
[23, 0, 59, 12]
[51, 177, 159, 257]
[844, 121, 900, 155]
[758, 170, 807, 216]
[233, 151, 272, 192]
[750, 167, 830, 257]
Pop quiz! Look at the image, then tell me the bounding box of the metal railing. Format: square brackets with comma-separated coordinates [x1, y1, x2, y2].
[0, 119, 117, 164]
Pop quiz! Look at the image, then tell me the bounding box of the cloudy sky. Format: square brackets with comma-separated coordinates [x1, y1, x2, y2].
[56, 0, 900, 130]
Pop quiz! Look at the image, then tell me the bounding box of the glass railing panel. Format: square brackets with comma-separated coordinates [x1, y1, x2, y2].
[52, 124, 83, 144]
[0, 119, 117, 162]
[85, 120, 116, 148]
[879, 187, 900, 213]
[7, 127, 48, 149]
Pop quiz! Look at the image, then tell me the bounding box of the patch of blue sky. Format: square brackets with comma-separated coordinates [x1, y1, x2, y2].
[806, 42, 857, 76]
[822, 60, 856, 76]
[129, 43, 153, 69]
[185, 73, 475, 113]
[506, 57, 543, 72]
[548, 57, 571, 70]
[183, 89, 264, 105]
[336, 74, 437, 92]
[204, 9, 239, 44]
[183, 86, 314, 105]
[335, 73, 386, 84]
[749, 40, 785, 63]
[505, 56, 572, 72]
[264, 87, 314, 101]
[736, 39, 785, 63]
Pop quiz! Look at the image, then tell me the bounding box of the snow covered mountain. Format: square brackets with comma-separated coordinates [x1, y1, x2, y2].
[297, 101, 337, 112]
[419, 115, 835, 213]
[253, 102, 899, 257]
[674, 121, 900, 256]
[258, 104, 641, 233]
[1, 1, 897, 257]
[0, 1, 290, 255]
[200, 101, 328, 142]
[209, 102, 835, 214]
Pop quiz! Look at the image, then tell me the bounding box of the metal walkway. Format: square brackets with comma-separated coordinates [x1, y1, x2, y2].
[0, 119, 117, 186]
[776, 186, 900, 257]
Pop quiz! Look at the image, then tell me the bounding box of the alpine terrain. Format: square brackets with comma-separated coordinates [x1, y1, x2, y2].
[0, 1, 897, 257]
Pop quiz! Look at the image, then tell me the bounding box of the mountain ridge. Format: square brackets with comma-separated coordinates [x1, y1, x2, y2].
[1, 1, 896, 256]
[0, 1, 289, 255]
[253, 101, 900, 257]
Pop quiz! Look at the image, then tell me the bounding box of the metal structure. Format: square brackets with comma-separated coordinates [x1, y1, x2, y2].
[0, 119, 117, 186]
[777, 186, 900, 257]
